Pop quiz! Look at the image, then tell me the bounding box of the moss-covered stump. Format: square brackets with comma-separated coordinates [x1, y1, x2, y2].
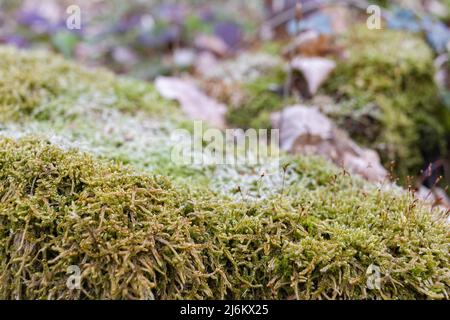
[324, 28, 450, 181]
[0, 137, 449, 299]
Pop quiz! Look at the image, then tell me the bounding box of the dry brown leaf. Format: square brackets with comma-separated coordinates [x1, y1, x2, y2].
[272, 105, 388, 183]
[290, 56, 336, 96]
[194, 34, 229, 57]
[155, 76, 227, 128]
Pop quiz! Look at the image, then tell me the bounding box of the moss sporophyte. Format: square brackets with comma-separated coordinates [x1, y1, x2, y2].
[0, 46, 448, 299]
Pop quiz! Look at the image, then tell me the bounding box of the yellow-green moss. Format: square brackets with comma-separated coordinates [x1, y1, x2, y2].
[0, 46, 179, 122]
[324, 29, 450, 180]
[226, 70, 289, 129]
[0, 137, 449, 299]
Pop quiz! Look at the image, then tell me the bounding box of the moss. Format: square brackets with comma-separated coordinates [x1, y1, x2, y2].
[0, 137, 448, 299]
[226, 70, 289, 129]
[0, 46, 180, 122]
[324, 28, 450, 180]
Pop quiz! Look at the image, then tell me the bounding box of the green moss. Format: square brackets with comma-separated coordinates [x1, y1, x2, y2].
[259, 41, 286, 56]
[202, 51, 289, 130]
[324, 28, 450, 180]
[0, 137, 448, 299]
[0, 46, 180, 122]
[0, 46, 214, 195]
[226, 70, 289, 129]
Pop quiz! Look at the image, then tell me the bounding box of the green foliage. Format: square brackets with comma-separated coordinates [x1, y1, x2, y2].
[324, 29, 450, 180]
[0, 137, 448, 299]
[0, 46, 448, 300]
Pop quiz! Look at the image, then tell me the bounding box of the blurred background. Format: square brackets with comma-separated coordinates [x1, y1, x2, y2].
[1, 0, 447, 79]
[0, 0, 264, 79]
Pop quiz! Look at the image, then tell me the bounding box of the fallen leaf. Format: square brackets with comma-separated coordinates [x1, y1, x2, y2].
[173, 48, 196, 69]
[155, 76, 226, 128]
[272, 105, 388, 182]
[194, 34, 229, 57]
[283, 30, 339, 57]
[290, 56, 336, 96]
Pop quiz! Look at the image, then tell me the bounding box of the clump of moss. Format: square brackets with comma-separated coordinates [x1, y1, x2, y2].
[225, 71, 289, 130]
[0, 46, 179, 122]
[226, 80, 283, 129]
[324, 28, 450, 180]
[0, 137, 448, 299]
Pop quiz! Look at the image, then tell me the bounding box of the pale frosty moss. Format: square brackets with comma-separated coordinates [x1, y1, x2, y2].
[0, 116, 292, 201]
